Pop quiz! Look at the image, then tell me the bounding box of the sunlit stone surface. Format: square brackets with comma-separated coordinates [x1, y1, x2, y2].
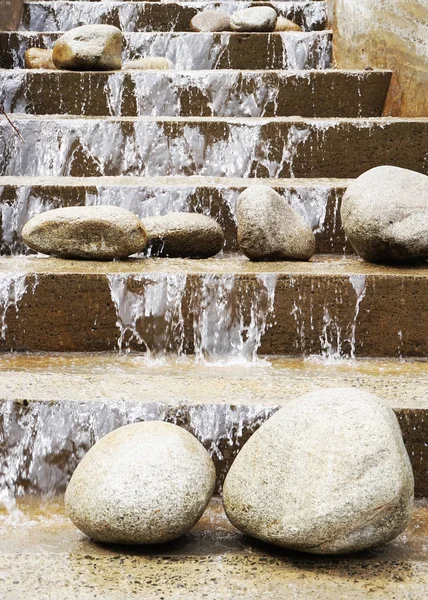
[223, 388, 414, 554]
[65, 421, 216, 544]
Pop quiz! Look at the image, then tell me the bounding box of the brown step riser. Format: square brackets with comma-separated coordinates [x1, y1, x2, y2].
[21, 1, 328, 32]
[0, 31, 332, 70]
[0, 71, 390, 118]
[1, 400, 426, 498]
[0, 184, 349, 255]
[1, 119, 427, 178]
[0, 271, 427, 358]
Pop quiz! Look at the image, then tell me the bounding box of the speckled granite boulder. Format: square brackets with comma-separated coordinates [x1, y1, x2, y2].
[144, 212, 224, 258]
[22, 205, 147, 260]
[65, 422, 216, 544]
[237, 185, 315, 261]
[25, 48, 57, 69]
[190, 10, 231, 32]
[230, 7, 277, 32]
[123, 57, 174, 70]
[275, 16, 302, 32]
[223, 388, 414, 554]
[341, 166, 428, 264]
[52, 25, 122, 71]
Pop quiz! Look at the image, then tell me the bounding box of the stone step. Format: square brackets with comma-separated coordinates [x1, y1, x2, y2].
[1, 116, 427, 178]
[0, 255, 427, 358]
[0, 69, 392, 118]
[0, 354, 427, 499]
[0, 176, 351, 255]
[1, 497, 427, 599]
[0, 30, 332, 69]
[20, 1, 328, 32]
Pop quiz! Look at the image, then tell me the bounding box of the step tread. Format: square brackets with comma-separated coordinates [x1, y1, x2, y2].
[2, 254, 428, 276]
[4, 115, 425, 122]
[2, 353, 428, 409]
[0, 175, 353, 187]
[0, 498, 427, 599]
[0, 254, 428, 279]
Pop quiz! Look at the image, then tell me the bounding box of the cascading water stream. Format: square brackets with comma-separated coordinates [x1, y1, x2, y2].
[0, 118, 347, 178]
[0, 273, 37, 340]
[0, 399, 275, 510]
[107, 272, 277, 364]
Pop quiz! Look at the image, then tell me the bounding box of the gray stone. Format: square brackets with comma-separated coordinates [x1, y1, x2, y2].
[65, 421, 216, 544]
[123, 57, 174, 70]
[230, 7, 277, 32]
[341, 166, 428, 264]
[223, 388, 414, 554]
[275, 16, 302, 32]
[190, 10, 231, 32]
[144, 212, 224, 258]
[24, 48, 57, 69]
[52, 25, 122, 71]
[237, 185, 315, 261]
[22, 205, 147, 260]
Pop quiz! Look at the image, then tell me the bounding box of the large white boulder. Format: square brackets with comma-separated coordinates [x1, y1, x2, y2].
[22, 205, 147, 260]
[341, 166, 428, 264]
[65, 422, 216, 544]
[237, 185, 315, 261]
[230, 6, 277, 32]
[223, 388, 414, 554]
[52, 25, 122, 71]
[144, 212, 224, 258]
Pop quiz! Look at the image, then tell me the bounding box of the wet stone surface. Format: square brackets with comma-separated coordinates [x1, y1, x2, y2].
[0, 498, 428, 599]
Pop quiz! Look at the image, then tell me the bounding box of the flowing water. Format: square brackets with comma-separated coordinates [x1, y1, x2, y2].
[107, 271, 277, 363]
[0, 118, 349, 177]
[21, 1, 328, 32]
[0, 398, 273, 510]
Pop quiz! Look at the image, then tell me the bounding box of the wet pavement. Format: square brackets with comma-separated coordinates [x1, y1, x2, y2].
[0, 498, 427, 599]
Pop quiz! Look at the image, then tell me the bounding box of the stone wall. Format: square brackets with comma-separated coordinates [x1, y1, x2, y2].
[328, 0, 428, 116]
[2, 0, 24, 31]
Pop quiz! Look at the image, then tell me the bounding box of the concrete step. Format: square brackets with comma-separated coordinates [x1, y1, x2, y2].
[0, 69, 391, 118]
[20, 1, 328, 32]
[1, 497, 427, 599]
[0, 30, 332, 69]
[1, 116, 427, 178]
[0, 176, 351, 255]
[0, 255, 427, 358]
[0, 354, 427, 498]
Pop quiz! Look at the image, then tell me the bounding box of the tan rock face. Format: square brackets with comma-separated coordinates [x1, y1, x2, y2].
[190, 10, 231, 32]
[22, 205, 147, 260]
[230, 6, 277, 32]
[123, 57, 174, 70]
[223, 388, 414, 554]
[65, 422, 216, 544]
[144, 212, 224, 258]
[24, 48, 57, 70]
[275, 16, 302, 32]
[329, 0, 428, 116]
[341, 166, 428, 264]
[52, 25, 122, 71]
[237, 185, 315, 261]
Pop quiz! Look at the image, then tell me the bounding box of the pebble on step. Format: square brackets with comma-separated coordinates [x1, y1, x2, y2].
[190, 9, 231, 32]
[52, 25, 122, 71]
[22, 205, 147, 260]
[123, 57, 174, 70]
[230, 6, 277, 32]
[223, 388, 414, 554]
[144, 212, 224, 258]
[275, 16, 302, 32]
[24, 48, 57, 70]
[237, 185, 315, 261]
[341, 166, 428, 264]
[65, 422, 216, 544]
